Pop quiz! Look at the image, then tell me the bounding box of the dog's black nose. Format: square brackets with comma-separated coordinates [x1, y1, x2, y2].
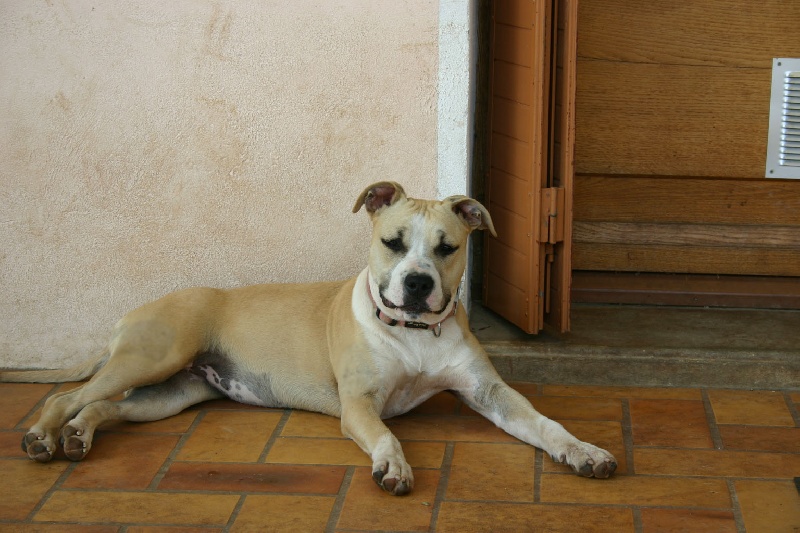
[404, 273, 434, 300]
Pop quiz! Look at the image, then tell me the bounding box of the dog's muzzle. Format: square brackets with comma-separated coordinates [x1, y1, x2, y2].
[368, 279, 458, 337]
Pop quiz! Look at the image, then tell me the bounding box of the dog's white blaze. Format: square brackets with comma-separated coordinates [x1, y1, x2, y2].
[195, 364, 265, 406]
[384, 214, 444, 311]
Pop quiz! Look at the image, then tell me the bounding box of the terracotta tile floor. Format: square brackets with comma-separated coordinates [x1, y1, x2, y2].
[1, 382, 798, 532]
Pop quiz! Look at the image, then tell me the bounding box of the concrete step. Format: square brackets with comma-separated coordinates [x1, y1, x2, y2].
[471, 303, 800, 390]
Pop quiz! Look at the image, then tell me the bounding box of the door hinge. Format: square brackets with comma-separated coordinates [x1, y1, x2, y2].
[539, 187, 565, 244]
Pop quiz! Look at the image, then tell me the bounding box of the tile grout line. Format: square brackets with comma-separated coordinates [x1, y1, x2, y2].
[147, 409, 209, 490]
[727, 479, 747, 533]
[257, 408, 292, 463]
[220, 405, 289, 531]
[632, 507, 643, 533]
[24, 460, 80, 522]
[222, 494, 248, 533]
[17, 383, 61, 429]
[16, 384, 81, 523]
[533, 448, 543, 504]
[428, 441, 456, 532]
[621, 399, 635, 475]
[701, 389, 725, 450]
[325, 465, 356, 533]
[784, 391, 800, 426]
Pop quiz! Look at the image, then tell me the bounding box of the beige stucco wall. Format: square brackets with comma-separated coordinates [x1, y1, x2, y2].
[0, 1, 439, 369]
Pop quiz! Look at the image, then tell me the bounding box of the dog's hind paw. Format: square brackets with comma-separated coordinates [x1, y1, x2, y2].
[61, 424, 92, 461]
[22, 432, 55, 463]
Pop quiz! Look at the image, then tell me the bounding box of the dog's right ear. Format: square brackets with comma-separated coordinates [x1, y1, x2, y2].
[352, 182, 407, 214]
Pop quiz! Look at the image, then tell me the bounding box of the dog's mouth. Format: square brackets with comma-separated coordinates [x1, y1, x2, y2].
[380, 294, 450, 317]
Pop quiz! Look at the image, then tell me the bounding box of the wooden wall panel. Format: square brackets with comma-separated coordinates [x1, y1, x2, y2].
[574, 176, 800, 225]
[572, 0, 800, 178]
[574, 222, 800, 248]
[578, 0, 800, 68]
[573, 175, 800, 278]
[566, 1, 800, 306]
[575, 62, 770, 177]
[573, 272, 800, 309]
[573, 243, 800, 277]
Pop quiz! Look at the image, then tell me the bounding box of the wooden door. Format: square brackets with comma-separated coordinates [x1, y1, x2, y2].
[483, 0, 577, 334]
[569, 0, 800, 310]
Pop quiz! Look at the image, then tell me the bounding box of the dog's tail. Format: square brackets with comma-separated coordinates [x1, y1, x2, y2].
[0, 349, 110, 383]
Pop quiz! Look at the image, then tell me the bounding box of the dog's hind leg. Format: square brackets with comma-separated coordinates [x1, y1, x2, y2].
[59, 370, 223, 461]
[23, 333, 205, 462]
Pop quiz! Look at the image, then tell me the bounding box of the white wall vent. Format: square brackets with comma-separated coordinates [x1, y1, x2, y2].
[766, 58, 800, 178]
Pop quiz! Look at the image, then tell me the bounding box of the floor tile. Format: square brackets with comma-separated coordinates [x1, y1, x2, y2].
[280, 410, 343, 438]
[336, 467, 438, 531]
[385, 414, 518, 442]
[0, 430, 25, 458]
[159, 462, 346, 494]
[128, 528, 220, 533]
[266, 437, 445, 469]
[62, 433, 179, 489]
[735, 479, 800, 533]
[231, 495, 334, 532]
[436, 502, 635, 533]
[446, 442, 535, 502]
[541, 420, 627, 474]
[34, 491, 239, 526]
[630, 399, 713, 448]
[719, 425, 800, 453]
[526, 395, 624, 421]
[508, 382, 541, 395]
[542, 385, 702, 401]
[635, 447, 800, 478]
[707, 389, 794, 426]
[0, 383, 53, 429]
[539, 473, 731, 508]
[3, 380, 798, 532]
[0, 526, 119, 533]
[639, 509, 737, 533]
[267, 437, 368, 465]
[176, 411, 282, 462]
[0, 459, 69, 521]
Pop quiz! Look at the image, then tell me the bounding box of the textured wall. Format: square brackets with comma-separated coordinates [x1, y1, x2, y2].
[0, 1, 438, 368]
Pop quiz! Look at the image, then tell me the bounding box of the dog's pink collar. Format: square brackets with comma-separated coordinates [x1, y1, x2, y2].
[367, 281, 458, 337]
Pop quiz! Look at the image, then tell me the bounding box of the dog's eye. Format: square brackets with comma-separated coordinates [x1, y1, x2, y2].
[381, 237, 406, 253]
[435, 243, 459, 257]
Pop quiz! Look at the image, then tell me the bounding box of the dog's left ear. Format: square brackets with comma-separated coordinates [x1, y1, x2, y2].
[353, 182, 407, 214]
[447, 196, 497, 236]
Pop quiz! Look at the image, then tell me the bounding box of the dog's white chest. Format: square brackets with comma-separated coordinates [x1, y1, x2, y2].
[381, 374, 443, 418]
[372, 331, 469, 418]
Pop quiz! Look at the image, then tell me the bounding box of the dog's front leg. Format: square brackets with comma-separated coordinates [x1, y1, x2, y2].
[457, 364, 617, 479]
[340, 394, 413, 495]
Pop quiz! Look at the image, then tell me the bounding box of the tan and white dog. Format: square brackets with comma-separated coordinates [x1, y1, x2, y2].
[0, 182, 616, 495]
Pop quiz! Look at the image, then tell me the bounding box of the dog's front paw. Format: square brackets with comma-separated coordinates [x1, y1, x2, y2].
[371, 458, 414, 495]
[22, 432, 56, 463]
[553, 441, 617, 479]
[370, 434, 414, 495]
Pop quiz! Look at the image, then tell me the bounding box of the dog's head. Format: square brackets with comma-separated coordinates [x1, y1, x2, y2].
[353, 181, 496, 323]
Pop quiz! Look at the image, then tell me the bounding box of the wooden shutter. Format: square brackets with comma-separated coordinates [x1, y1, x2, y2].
[483, 0, 577, 334]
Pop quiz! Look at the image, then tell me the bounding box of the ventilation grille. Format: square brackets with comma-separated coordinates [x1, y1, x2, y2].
[766, 58, 800, 178]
